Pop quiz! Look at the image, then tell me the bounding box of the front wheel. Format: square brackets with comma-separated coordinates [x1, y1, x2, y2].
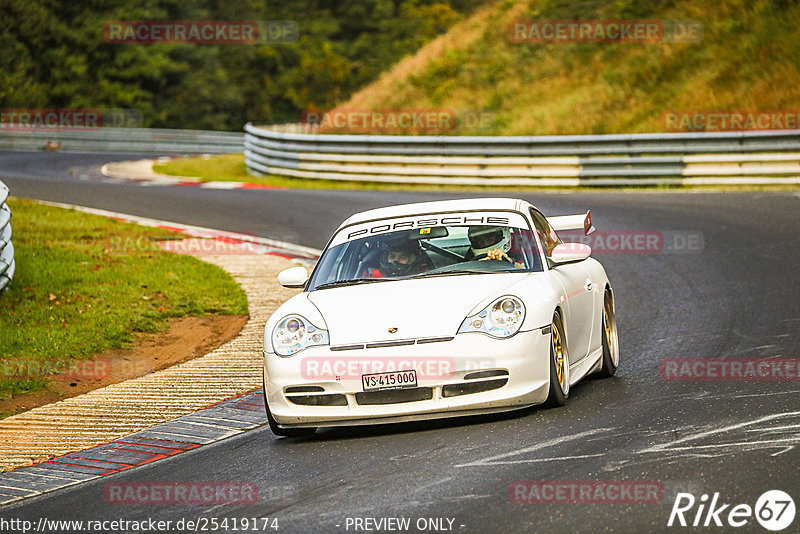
[596, 290, 619, 378]
[262, 378, 317, 437]
[544, 312, 569, 407]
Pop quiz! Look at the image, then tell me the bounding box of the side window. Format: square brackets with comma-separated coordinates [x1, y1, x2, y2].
[529, 208, 561, 256]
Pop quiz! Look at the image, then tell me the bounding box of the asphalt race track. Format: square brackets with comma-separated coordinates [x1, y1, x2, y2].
[2, 151, 800, 533]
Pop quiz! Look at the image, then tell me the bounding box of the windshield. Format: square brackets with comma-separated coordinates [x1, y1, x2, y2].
[308, 211, 542, 291]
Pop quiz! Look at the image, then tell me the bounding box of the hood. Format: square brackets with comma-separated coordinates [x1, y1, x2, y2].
[307, 273, 530, 345]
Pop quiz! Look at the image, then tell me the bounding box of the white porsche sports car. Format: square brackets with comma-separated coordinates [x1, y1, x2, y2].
[263, 198, 618, 436]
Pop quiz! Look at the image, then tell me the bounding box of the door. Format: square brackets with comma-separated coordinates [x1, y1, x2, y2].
[550, 262, 595, 363]
[529, 207, 595, 364]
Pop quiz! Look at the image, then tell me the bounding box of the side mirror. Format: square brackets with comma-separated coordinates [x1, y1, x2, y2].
[277, 266, 309, 288]
[549, 243, 591, 264]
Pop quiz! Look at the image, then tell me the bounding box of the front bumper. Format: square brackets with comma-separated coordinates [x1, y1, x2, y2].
[264, 328, 551, 428]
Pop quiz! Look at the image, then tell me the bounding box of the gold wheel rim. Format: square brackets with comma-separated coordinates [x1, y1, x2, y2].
[553, 323, 566, 391]
[603, 300, 619, 367]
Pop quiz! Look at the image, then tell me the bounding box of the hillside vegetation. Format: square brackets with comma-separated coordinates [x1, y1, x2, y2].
[340, 0, 800, 135]
[1, 0, 482, 130]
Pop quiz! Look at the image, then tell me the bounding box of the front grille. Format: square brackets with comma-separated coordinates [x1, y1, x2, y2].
[331, 336, 454, 351]
[365, 340, 415, 349]
[416, 336, 454, 344]
[330, 344, 364, 351]
[355, 387, 433, 405]
[286, 394, 347, 406]
[442, 378, 508, 398]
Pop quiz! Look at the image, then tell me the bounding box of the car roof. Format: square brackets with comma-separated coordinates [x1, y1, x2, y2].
[340, 197, 531, 227]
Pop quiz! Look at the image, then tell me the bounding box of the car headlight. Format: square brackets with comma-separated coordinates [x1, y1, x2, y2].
[271, 315, 329, 357]
[458, 296, 526, 338]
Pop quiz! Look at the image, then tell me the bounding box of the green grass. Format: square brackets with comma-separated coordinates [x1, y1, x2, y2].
[0, 198, 248, 400]
[158, 154, 251, 183]
[153, 154, 800, 192]
[154, 154, 527, 191]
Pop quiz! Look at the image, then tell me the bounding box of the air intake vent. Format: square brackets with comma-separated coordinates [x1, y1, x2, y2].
[286, 394, 347, 406]
[416, 336, 455, 344]
[365, 340, 415, 349]
[330, 344, 364, 351]
[285, 386, 325, 393]
[442, 378, 508, 398]
[355, 387, 433, 405]
[464, 370, 508, 380]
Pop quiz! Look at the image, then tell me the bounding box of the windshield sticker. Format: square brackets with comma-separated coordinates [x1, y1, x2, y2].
[333, 211, 529, 246]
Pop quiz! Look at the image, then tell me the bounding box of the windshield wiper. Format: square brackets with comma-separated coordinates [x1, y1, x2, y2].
[410, 269, 501, 279]
[314, 278, 394, 290]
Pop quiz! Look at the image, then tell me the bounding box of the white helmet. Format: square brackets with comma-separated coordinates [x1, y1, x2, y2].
[468, 226, 511, 258]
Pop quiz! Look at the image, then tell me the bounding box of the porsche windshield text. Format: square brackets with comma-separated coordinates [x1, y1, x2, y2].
[308, 211, 542, 290]
[346, 215, 510, 240]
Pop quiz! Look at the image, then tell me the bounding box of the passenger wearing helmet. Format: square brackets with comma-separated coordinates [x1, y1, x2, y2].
[364, 241, 431, 278]
[467, 225, 524, 267]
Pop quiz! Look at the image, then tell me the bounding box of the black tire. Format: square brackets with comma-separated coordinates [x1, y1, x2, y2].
[543, 312, 569, 407]
[262, 378, 317, 437]
[596, 290, 619, 378]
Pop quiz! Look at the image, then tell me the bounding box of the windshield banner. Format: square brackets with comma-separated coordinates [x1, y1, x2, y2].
[331, 211, 530, 247]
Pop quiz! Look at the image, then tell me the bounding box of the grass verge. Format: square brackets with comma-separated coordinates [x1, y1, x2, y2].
[0, 198, 248, 402]
[153, 154, 800, 192]
[154, 154, 516, 191]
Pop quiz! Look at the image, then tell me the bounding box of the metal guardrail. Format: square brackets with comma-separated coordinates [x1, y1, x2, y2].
[244, 124, 800, 186]
[0, 180, 15, 294]
[3, 124, 798, 184]
[0, 128, 243, 154]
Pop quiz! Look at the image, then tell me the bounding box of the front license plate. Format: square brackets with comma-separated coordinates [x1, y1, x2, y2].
[361, 370, 417, 391]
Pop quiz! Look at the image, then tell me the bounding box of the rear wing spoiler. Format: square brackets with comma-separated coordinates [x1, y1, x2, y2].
[548, 210, 595, 235]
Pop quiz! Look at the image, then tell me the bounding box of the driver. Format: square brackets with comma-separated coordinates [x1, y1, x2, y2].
[366, 240, 431, 278]
[467, 226, 524, 267]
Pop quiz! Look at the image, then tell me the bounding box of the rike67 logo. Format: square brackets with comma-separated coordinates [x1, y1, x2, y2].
[668, 490, 795, 531]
